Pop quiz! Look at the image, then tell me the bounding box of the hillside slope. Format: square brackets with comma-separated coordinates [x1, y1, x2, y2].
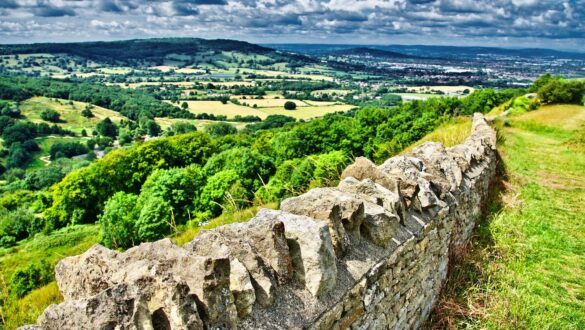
[431, 104, 585, 329]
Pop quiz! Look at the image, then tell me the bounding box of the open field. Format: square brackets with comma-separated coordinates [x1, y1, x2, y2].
[408, 85, 475, 94]
[20, 97, 127, 134]
[180, 100, 354, 120]
[310, 89, 351, 96]
[153, 117, 250, 131]
[236, 98, 309, 108]
[431, 104, 585, 329]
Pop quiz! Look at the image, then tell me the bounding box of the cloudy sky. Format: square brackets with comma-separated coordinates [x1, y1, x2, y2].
[0, 0, 583, 51]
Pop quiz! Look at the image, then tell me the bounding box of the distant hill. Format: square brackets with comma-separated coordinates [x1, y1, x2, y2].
[0, 38, 314, 65]
[334, 47, 417, 59]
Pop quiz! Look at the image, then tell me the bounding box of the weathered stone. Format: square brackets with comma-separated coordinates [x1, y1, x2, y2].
[55, 244, 120, 300]
[281, 187, 364, 256]
[229, 258, 256, 318]
[54, 239, 236, 329]
[38, 279, 203, 330]
[186, 229, 277, 308]
[223, 215, 292, 284]
[341, 157, 400, 193]
[255, 208, 337, 296]
[361, 201, 402, 247]
[338, 177, 406, 222]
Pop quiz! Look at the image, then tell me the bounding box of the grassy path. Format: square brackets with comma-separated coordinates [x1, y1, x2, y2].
[431, 104, 585, 329]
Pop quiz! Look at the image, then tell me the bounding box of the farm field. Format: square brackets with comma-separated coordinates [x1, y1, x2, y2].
[20, 97, 127, 134]
[408, 85, 474, 94]
[154, 117, 250, 131]
[180, 100, 354, 120]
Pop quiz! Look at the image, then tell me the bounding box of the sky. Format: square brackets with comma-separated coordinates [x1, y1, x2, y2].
[0, 0, 583, 51]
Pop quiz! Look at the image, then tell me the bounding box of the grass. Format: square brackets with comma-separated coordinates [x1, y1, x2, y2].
[178, 100, 355, 120]
[430, 104, 585, 329]
[0, 225, 99, 329]
[20, 96, 127, 134]
[401, 117, 472, 153]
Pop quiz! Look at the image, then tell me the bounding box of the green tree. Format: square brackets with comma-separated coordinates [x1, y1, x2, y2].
[99, 192, 140, 249]
[40, 109, 61, 122]
[136, 196, 172, 241]
[284, 101, 297, 110]
[96, 117, 118, 139]
[204, 122, 237, 138]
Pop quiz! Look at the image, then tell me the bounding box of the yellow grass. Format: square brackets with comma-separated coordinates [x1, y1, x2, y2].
[408, 85, 475, 94]
[175, 100, 355, 120]
[181, 100, 266, 118]
[402, 117, 473, 153]
[239, 99, 309, 108]
[20, 97, 127, 133]
[511, 104, 585, 130]
[257, 104, 355, 120]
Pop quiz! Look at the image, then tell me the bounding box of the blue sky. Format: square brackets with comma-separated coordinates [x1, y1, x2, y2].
[0, 0, 583, 51]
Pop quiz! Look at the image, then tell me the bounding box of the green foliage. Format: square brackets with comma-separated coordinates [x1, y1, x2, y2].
[0, 208, 42, 246]
[169, 122, 197, 135]
[8, 260, 53, 298]
[139, 165, 204, 222]
[99, 192, 139, 249]
[96, 117, 118, 139]
[0, 75, 194, 120]
[257, 151, 349, 202]
[284, 101, 297, 110]
[136, 196, 172, 242]
[537, 78, 584, 104]
[204, 122, 237, 137]
[202, 147, 275, 194]
[45, 132, 211, 227]
[196, 170, 242, 219]
[39, 109, 60, 123]
[49, 141, 88, 160]
[246, 114, 295, 132]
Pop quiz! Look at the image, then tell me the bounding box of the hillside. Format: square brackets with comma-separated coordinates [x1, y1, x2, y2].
[430, 104, 585, 328]
[0, 38, 314, 67]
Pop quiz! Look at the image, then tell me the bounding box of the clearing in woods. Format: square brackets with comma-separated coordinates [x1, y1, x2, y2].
[20, 97, 127, 134]
[431, 104, 585, 329]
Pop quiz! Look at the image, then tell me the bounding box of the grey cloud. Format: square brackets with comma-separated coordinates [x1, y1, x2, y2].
[35, 6, 76, 17]
[0, 0, 19, 9]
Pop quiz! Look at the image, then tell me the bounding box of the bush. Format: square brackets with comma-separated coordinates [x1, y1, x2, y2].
[204, 122, 237, 137]
[99, 192, 140, 249]
[40, 109, 61, 122]
[9, 260, 54, 297]
[49, 141, 89, 160]
[284, 101, 297, 110]
[136, 196, 172, 242]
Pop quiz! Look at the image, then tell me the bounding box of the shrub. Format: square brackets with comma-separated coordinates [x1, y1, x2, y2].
[204, 122, 237, 137]
[284, 101, 297, 110]
[136, 196, 172, 242]
[9, 260, 54, 297]
[49, 142, 88, 160]
[99, 192, 140, 249]
[40, 109, 60, 122]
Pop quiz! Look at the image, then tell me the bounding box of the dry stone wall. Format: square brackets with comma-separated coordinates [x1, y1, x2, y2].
[21, 113, 497, 330]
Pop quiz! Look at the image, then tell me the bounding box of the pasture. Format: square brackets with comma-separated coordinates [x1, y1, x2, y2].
[20, 97, 127, 134]
[181, 100, 354, 120]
